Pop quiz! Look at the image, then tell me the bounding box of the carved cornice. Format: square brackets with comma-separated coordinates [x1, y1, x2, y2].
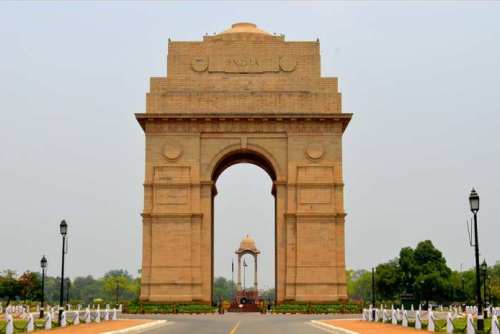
[136, 112, 352, 133]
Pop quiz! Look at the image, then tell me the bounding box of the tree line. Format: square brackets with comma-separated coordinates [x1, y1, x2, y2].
[348, 240, 500, 306]
[0, 269, 139, 305]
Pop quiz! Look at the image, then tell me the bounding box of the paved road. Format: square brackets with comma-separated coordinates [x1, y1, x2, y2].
[125, 313, 359, 334]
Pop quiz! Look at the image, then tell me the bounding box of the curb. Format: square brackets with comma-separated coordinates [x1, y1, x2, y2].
[101, 320, 170, 334]
[310, 320, 360, 334]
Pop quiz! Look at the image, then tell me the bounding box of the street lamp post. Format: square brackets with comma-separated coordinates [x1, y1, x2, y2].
[40, 256, 47, 318]
[58, 220, 68, 324]
[469, 188, 484, 331]
[66, 278, 71, 305]
[481, 260, 488, 317]
[371, 267, 376, 320]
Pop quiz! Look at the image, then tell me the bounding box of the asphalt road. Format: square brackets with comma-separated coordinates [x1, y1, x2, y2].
[125, 313, 359, 334]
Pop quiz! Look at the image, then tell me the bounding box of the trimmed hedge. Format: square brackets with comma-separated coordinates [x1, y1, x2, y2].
[272, 302, 362, 314]
[124, 301, 215, 314]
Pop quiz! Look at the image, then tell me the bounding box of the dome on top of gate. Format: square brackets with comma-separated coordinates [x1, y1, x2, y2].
[236, 235, 260, 254]
[219, 22, 271, 36]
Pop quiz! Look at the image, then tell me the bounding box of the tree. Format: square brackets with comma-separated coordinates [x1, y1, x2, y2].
[213, 277, 236, 302]
[0, 270, 21, 305]
[71, 275, 102, 304]
[347, 269, 372, 301]
[18, 271, 41, 302]
[413, 240, 452, 305]
[102, 270, 135, 304]
[375, 259, 401, 301]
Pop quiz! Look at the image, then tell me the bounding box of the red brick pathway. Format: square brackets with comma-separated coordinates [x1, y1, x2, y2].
[323, 320, 423, 334]
[35, 319, 152, 334]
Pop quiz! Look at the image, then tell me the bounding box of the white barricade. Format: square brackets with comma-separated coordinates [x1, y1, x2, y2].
[60, 311, 67, 327]
[446, 312, 453, 334]
[5, 313, 14, 334]
[26, 313, 34, 332]
[415, 310, 422, 330]
[85, 308, 91, 324]
[45, 312, 52, 330]
[402, 310, 408, 327]
[466, 313, 475, 334]
[492, 314, 499, 334]
[428, 309, 435, 332]
[392, 308, 398, 325]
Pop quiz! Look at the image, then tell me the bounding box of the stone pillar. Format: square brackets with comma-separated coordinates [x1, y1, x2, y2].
[237, 255, 242, 290]
[254, 254, 258, 291]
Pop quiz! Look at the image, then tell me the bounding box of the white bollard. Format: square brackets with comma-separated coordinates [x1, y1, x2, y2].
[428, 309, 435, 332]
[402, 310, 408, 327]
[85, 308, 91, 324]
[73, 311, 80, 325]
[446, 312, 453, 334]
[5, 313, 14, 334]
[415, 310, 422, 330]
[368, 306, 373, 321]
[382, 308, 387, 323]
[112, 308, 117, 321]
[119, 304, 123, 312]
[26, 312, 34, 332]
[104, 308, 109, 321]
[362, 309, 367, 321]
[95, 309, 100, 323]
[60, 310, 67, 327]
[45, 312, 52, 330]
[392, 308, 398, 325]
[466, 313, 475, 334]
[492, 314, 499, 334]
[411, 304, 415, 312]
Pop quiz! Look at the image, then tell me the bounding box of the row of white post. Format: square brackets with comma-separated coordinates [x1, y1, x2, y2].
[362, 304, 499, 334]
[2, 304, 122, 334]
[0, 303, 123, 315]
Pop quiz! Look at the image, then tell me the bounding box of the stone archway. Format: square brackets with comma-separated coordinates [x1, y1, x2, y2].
[136, 23, 352, 304]
[209, 148, 278, 302]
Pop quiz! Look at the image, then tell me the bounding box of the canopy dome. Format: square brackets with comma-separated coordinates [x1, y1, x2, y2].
[236, 235, 260, 254]
[219, 22, 271, 36]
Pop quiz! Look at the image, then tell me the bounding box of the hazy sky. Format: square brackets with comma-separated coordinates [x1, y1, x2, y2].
[1, 2, 499, 289]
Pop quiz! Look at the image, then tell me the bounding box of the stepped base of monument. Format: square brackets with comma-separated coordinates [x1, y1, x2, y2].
[227, 303, 260, 312]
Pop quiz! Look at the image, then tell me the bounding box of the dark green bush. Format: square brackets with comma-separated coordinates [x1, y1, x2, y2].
[123, 301, 214, 314]
[272, 302, 362, 314]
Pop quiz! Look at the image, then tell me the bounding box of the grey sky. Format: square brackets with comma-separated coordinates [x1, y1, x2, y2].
[1, 2, 499, 289]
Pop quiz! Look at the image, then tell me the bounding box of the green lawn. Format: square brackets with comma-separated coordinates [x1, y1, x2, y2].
[0, 319, 51, 334]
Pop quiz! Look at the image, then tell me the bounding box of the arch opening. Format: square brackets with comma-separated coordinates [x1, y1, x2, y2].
[211, 150, 277, 306]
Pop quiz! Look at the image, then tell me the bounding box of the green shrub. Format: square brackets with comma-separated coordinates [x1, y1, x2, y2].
[272, 302, 361, 314]
[123, 301, 214, 314]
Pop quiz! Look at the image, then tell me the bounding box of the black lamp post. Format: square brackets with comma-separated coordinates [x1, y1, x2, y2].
[66, 278, 71, 305]
[58, 220, 68, 323]
[40, 255, 47, 318]
[481, 260, 488, 316]
[371, 267, 376, 320]
[469, 188, 484, 330]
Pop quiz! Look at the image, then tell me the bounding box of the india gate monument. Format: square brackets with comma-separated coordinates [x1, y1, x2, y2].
[136, 23, 352, 303]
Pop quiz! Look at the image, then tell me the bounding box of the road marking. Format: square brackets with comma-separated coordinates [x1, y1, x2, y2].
[308, 320, 359, 334]
[228, 321, 240, 334]
[308, 322, 338, 333]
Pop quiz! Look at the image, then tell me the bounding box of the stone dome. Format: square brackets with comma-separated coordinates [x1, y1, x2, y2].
[219, 22, 271, 36]
[236, 235, 260, 254]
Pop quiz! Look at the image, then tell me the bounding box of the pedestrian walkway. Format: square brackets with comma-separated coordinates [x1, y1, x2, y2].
[322, 320, 422, 334]
[35, 319, 153, 334]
